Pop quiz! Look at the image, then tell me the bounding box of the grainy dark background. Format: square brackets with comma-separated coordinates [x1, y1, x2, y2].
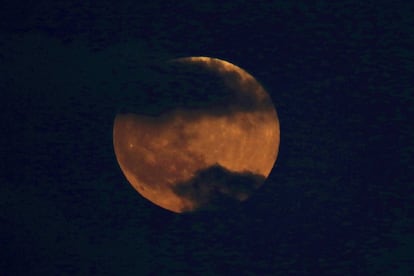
[1, 1, 413, 275]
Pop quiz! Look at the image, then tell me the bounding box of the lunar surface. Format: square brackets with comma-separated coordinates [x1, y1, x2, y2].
[113, 57, 280, 213]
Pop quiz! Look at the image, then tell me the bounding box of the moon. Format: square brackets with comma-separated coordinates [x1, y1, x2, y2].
[113, 56, 280, 213]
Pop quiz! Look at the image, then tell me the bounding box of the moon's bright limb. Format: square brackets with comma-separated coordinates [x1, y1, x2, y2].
[113, 56, 280, 213]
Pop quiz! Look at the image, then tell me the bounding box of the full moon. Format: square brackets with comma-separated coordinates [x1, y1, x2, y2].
[113, 56, 280, 213]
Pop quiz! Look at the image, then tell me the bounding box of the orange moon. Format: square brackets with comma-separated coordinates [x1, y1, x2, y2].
[113, 56, 280, 213]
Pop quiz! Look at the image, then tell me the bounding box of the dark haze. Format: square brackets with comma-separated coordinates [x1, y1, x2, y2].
[172, 164, 266, 212]
[117, 60, 274, 118]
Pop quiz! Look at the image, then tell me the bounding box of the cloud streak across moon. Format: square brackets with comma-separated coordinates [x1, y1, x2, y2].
[113, 56, 280, 213]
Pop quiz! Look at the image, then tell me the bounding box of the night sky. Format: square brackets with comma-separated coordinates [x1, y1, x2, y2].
[1, 1, 413, 275]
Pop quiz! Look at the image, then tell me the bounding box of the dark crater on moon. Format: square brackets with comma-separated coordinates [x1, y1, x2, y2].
[172, 164, 266, 212]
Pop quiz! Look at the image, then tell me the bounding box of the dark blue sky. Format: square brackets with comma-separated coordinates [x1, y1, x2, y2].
[1, 1, 413, 275]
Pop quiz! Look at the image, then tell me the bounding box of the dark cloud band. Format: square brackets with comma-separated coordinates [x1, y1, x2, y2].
[117, 59, 275, 117]
[172, 164, 265, 212]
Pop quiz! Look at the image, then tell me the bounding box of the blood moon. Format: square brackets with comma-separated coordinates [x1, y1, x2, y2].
[113, 57, 280, 213]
